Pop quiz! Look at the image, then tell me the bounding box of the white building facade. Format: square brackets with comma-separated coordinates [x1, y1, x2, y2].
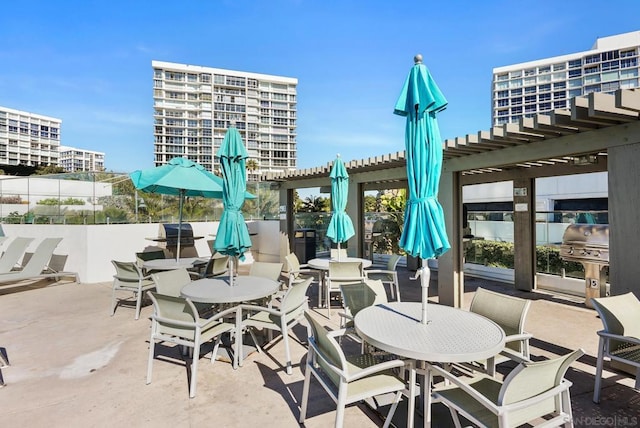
[0, 106, 61, 168]
[58, 146, 105, 172]
[492, 31, 640, 125]
[152, 61, 298, 180]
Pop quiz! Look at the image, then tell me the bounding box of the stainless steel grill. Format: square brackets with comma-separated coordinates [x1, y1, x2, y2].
[157, 223, 196, 258]
[560, 224, 610, 307]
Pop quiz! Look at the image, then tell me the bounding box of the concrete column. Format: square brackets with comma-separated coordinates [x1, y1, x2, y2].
[438, 170, 463, 308]
[609, 142, 640, 297]
[513, 177, 536, 291]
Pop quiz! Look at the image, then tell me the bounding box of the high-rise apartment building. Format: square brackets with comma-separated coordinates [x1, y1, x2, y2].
[492, 31, 640, 125]
[59, 146, 105, 172]
[0, 106, 61, 167]
[152, 61, 298, 180]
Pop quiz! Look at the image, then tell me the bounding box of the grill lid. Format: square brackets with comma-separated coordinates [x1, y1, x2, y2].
[560, 224, 609, 265]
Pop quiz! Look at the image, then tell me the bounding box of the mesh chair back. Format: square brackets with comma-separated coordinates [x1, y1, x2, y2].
[284, 253, 301, 278]
[386, 254, 401, 270]
[304, 312, 344, 386]
[112, 260, 144, 282]
[330, 248, 348, 260]
[151, 268, 191, 297]
[328, 261, 363, 286]
[148, 291, 198, 340]
[341, 279, 387, 319]
[249, 262, 284, 282]
[470, 287, 531, 353]
[499, 349, 583, 424]
[135, 250, 166, 268]
[203, 253, 229, 277]
[281, 277, 312, 314]
[592, 292, 640, 349]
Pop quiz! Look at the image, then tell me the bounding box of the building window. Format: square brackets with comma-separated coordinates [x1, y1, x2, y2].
[554, 100, 567, 109]
[584, 84, 601, 94]
[601, 50, 620, 61]
[525, 95, 536, 104]
[538, 93, 551, 102]
[584, 65, 600, 74]
[496, 90, 509, 98]
[620, 78, 638, 89]
[539, 102, 551, 111]
[568, 59, 582, 69]
[553, 63, 566, 71]
[568, 69, 582, 78]
[511, 97, 522, 105]
[538, 65, 551, 74]
[585, 54, 600, 64]
[524, 86, 536, 94]
[510, 88, 522, 96]
[497, 99, 509, 107]
[602, 81, 620, 92]
[584, 74, 601, 84]
[554, 81, 566, 89]
[601, 61, 619, 71]
[538, 83, 551, 92]
[569, 89, 582, 98]
[524, 68, 535, 76]
[553, 91, 565, 100]
[511, 106, 522, 115]
[621, 58, 637, 68]
[497, 109, 509, 117]
[525, 105, 536, 113]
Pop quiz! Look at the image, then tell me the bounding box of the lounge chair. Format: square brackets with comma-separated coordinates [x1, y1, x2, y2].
[0, 237, 34, 274]
[0, 346, 8, 387]
[0, 238, 77, 286]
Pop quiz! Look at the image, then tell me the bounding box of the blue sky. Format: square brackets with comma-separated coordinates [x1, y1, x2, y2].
[1, 1, 638, 173]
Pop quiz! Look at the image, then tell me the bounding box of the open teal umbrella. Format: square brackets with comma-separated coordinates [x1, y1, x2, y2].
[130, 157, 226, 260]
[214, 126, 252, 285]
[394, 54, 451, 324]
[326, 154, 355, 260]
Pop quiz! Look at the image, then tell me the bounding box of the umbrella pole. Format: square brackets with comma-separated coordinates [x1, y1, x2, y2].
[337, 242, 341, 261]
[176, 190, 184, 261]
[420, 259, 430, 324]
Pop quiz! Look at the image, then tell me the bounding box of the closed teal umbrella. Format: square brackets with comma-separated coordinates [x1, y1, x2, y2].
[214, 126, 252, 284]
[394, 54, 450, 323]
[130, 157, 226, 260]
[326, 155, 355, 259]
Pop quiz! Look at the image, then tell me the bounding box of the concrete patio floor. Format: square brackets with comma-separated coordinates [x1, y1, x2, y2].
[0, 265, 638, 427]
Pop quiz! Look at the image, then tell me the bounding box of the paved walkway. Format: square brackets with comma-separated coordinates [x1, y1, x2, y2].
[0, 265, 637, 427]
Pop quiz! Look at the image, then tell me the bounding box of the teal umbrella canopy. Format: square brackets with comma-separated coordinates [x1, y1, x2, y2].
[213, 127, 252, 262]
[394, 55, 450, 260]
[130, 157, 225, 199]
[130, 157, 228, 259]
[326, 155, 355, 246]
[394, 54, 450, 324]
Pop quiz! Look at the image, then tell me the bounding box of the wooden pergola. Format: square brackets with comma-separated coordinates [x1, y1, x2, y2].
[265, 89, 640, 307]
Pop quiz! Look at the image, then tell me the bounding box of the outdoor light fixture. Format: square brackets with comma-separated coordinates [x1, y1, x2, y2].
[571, 154, 598, 166]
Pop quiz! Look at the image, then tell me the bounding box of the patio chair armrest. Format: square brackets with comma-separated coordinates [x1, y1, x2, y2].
[499, 348, 530, 364]
[152, 315, 195, 329]
[364, 269, 390, 275]
[597, 331, 640, 345]
[429, 364, 500, 413]
[502, 380, 573, 413]
[337, 312, 354, 328]
[238, 303, 280, 317]
[328, 276, 367, 282]
[346, 358, 406, 382]
[204, 305, 239, 325]
[328, 328, 350, 339]
[504, 332, 533, 344]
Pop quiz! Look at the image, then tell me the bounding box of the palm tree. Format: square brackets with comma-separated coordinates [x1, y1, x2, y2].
[246, 159, 259, 181]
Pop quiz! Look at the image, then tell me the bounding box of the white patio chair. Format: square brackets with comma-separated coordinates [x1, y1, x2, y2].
[110, 260, 155, 320]
[330, 248, 348, 260]
[364, 253, 401, 301]
[237, 277, 312, 375]
[283, 252, 319, 290]
[431, 348, 584, 428]
[200, 252, 229, 278]
[324, 261, 365, 318]
[150, 268, 213, 317]
[248, 261, 284, 282]
[464, 287, 533, 376]
[299, 311, 406, 428]
[146, 291, 237, 398]
[591, 292, 640, 403]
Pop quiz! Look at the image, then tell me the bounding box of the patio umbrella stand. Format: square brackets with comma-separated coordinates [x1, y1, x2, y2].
[214, 126, 253, 286]
[394, 54, 451, 324]
[326, 154, 355, 261]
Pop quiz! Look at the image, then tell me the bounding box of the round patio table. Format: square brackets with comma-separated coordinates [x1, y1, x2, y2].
[180, 275, 279, 304]
[354, 301, 505, 428]
[307, 257, 373, 311]
[142, 257, 208, 271]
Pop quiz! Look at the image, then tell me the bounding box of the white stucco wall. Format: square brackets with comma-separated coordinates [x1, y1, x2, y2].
[0, 220, 282, 284]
